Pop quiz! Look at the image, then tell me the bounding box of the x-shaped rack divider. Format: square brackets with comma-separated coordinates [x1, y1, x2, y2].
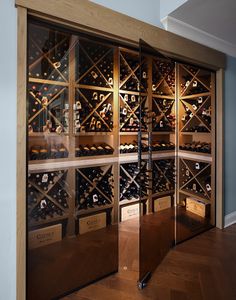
[180, 95, 211, 132]
[77, 89, 112, 131]
[180, 65, 210, 97]
[119, 52, 146, 91]
[152, 60, 175, 96]
[119, 94, 147, 129]
[153, 160, 174, 189]
[120, 162, 147, 198]
[29, 87, 67, 131]
[28, 171, 70, 215]
[29, 36, 69, 83]
[152, 98, 175, 129]
[180, 158, 211, 200]
[77, 43, 113, 88]
[76, 165, 113, 210]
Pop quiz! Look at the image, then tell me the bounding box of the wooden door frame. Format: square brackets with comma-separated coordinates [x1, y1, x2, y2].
[16, 1, 225, 299]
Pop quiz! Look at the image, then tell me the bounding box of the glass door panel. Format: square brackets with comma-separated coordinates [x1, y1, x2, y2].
[138, 39, 176, 288]
[27, 19, 118, 300]
[176, 63, 215, 243]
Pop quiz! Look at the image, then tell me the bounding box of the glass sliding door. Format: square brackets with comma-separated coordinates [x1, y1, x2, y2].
[175, 63, 215, 243]
[27, 19, 118, 300]
[138, 40, 176, 288]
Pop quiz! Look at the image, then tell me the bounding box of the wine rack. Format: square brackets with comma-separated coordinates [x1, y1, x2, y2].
[76, 165, 114, 213]
[152, 159, 175, 196]
[27, 170, 70, 226]
[179, 158, 211, 202]
[119, 161, 148, 203]
[27, 21, 215, 234]
[178, 64, 213, 156]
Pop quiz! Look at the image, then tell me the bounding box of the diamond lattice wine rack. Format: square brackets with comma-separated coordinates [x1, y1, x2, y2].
[27, 20, 216, 241]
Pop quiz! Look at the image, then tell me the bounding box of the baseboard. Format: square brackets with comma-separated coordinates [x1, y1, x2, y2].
[224, 211, 236, 228]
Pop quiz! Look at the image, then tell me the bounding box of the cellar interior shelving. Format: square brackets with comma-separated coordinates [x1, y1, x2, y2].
[27, 20, 215, 240]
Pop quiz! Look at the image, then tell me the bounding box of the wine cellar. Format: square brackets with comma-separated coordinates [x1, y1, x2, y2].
[26, 17, 216, 300]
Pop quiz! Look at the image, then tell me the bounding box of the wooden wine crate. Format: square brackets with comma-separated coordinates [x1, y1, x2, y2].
[28, 224, 62, 249]
[154, 196, 171, 212]
[121, 203, 143, 221]
[79, 212, 107, 235]
[186, 197, 210, 218]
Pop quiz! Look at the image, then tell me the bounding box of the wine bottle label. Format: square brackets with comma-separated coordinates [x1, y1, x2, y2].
[185, 80, 190, 87]
[206, 184, 211, 191]
[42, 174, 48, 183]
[93, 194, 98, 202]
[160, 121, 164, 128]
[192, 80, 198, 87]
[192, 104, 198, 110]
[99, 94, 105, 101]
[131, 95, 136, 102]
[53, 61, 61, 69]
[195, 163, 200, 170]
[40, 199, 47, 209]
[186, 170, 190, 176]
[92, 92, 98, 100]
[193, 183, 197, 191]
[124, 94, 128, 101]
[198, 97, 203, 104]
[108, 77, 113, 85]
[142, 72, 147, 78]
[91, 71, 98, 79]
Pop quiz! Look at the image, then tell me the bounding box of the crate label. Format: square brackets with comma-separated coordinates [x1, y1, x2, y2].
[154, 196, 171, 212]
[186, 197, 210, 218]
[28, 224, 62, 249]
[79, 212, 106, 235]
[121, 203, 142, 221]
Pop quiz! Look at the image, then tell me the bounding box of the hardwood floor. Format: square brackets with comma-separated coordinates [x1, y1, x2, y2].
[63, 221, 236, 300]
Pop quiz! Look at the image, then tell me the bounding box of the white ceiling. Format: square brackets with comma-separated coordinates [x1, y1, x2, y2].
[170, 0, 236, 45]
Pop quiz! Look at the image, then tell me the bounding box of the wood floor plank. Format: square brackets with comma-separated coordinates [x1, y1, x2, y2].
[65, 224, 236, 300]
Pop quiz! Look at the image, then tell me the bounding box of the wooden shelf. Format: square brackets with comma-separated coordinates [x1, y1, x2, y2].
[180, 92, 211, 100]
[179, 190, 211, 204]
[29, 133, 69, 138]
[180, 132, 210, 135]
[152, 190, 175, 198]
[75, 132, 114, 136]
[119, 197, 148, 206]
[76, 204, 114, 217]
[152, 131, 175, 135]
[178, 150, 212, 162]
[29, 214, 69, 228]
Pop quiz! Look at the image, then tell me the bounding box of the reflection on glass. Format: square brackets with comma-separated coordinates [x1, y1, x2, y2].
[27, 20, 118, 300]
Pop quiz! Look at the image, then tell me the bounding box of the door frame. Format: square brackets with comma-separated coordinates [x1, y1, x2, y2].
[16, 1, 225, 299]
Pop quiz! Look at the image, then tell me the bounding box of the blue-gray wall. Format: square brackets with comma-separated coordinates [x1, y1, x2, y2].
[0, 0, 17, 299]
[224, 55, 236, 215]
[91, 0, 163, 28]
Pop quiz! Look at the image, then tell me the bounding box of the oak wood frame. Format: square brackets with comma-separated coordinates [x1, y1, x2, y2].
[16, 1, 225, 299]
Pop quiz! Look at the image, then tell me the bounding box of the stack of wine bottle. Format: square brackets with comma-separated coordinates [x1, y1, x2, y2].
[29, 144, 68, 160]
[152, 141, 175, 151]
[28, 170, 69, 222]
[119, 141, 175, 153]
[153, 159, 175, 194]
[75, 143, 114, 157]
[76, 166, 114, 210]
[120, 162, 149, 201]
[74, 98, 113, 133]
[181, 75, 208, 95]
[28, 26, 70, 81]
[152, 60, 175, 95]
[179, 142, 211, 153]
[77, 41, 114, 87]
[120, 106, 147, 132]
[179, 159, 211, 199]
